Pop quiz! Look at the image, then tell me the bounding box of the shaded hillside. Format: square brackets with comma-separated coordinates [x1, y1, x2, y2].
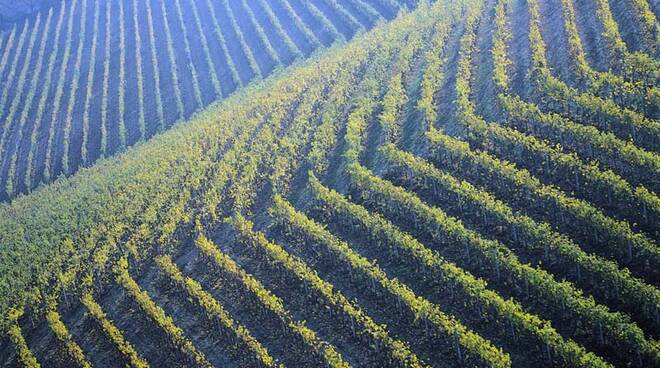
[0, 0, 658, 367]
[0, 0, 416, 202]
[0, 1, 59, 28]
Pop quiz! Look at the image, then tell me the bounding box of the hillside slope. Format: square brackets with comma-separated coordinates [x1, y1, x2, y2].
[0, 0, 659, 367]
[0, 0, 415, 202]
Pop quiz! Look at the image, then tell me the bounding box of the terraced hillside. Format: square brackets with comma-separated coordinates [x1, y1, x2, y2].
[0, 0, 659, 367]
[0, 0, 415, 202]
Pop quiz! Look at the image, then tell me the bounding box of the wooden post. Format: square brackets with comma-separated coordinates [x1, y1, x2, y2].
[454, 331, 463, 363]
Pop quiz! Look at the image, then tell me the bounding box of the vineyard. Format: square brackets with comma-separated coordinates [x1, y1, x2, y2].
[0, 0, 658, 367]
[0, 0, 412, 202]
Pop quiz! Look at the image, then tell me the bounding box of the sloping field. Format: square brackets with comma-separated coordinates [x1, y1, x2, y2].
[0, 0, 659, 367]
[0, 0, 413, 202]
